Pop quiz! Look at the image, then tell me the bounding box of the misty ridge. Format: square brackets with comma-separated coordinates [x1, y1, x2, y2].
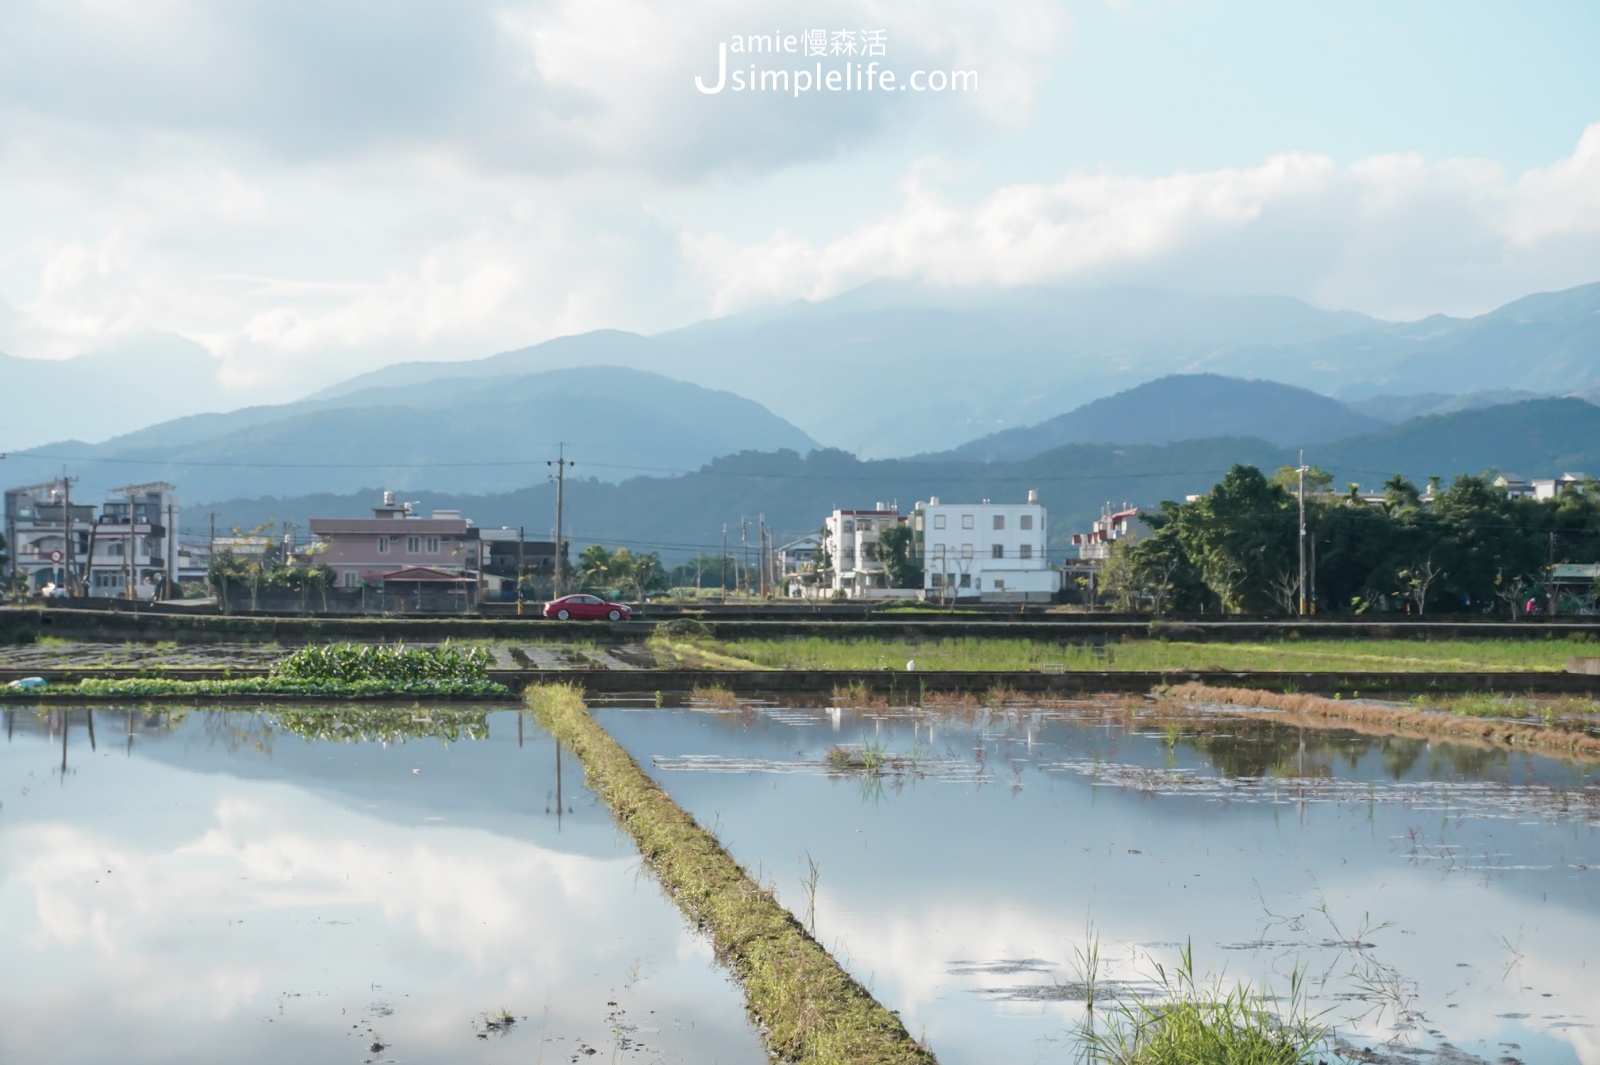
[2, 279, 1598, 557]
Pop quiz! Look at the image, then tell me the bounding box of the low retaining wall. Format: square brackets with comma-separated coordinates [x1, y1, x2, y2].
[499, 669, 1600, 696]
[7, 606, 1600, 646]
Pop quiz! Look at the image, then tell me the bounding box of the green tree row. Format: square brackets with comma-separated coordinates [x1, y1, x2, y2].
[1101, 465, 1600, 616]
[577, 544, 667, 600]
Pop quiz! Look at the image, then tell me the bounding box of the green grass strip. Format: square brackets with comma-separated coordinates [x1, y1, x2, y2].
[1, 677, 508, 698]
[525, 683, 937, 1065]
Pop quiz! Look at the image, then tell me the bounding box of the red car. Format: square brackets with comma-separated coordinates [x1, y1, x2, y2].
[543, 594, 633, 621]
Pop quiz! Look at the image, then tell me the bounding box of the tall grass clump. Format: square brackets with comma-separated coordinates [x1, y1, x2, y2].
[525, 684, 936, 1065]
[1078, 943, 1334, 1065]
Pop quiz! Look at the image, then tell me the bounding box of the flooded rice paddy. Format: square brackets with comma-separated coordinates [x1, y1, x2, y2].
[0, 706, 764, 1065]
[5, 697, 1599, 1065]
[597, 698, 1600, 1065]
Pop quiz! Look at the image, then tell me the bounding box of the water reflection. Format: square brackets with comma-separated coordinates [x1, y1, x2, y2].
[599, 702, 1600, 1065]
[0, 706, 763, 1065]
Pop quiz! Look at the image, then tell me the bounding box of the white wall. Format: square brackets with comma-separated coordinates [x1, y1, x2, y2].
[919, 501, 1058, 598]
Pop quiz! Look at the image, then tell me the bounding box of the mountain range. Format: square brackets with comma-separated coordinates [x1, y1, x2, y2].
[1, 366, 817, 502]
[3, 280, 1598, 563]
[7, 280, 1598, 459]
[196, 397, 1600, 564]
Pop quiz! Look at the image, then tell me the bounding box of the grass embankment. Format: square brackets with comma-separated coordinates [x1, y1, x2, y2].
[1, 643, 510, 699]
[1166, 683, 1600, 759]
[526, 684, 936, 1065]
[646, 624, 766, 670]
[711, 636, 1587, 673]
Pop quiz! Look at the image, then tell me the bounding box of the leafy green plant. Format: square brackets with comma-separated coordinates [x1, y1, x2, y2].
[270, 642, 491, 684]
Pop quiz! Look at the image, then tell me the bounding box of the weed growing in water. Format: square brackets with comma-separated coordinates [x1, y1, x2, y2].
[1074, 925, 1102, 1013]
[472, 1007, 519, 1038]
[799, 851, 822, 935]
[690, 684, 740, 709]
[1076, 941, 1336, 1065]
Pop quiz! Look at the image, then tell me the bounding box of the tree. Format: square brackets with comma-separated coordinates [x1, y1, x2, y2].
[1269, 464, 1334, 494]
[624, 552, 667, 600]
[874, 523, 923, 590]
[1162, 465, 1296, 613]
[1397, 556, 1443, 615]
[1493, 569, 1530, 620]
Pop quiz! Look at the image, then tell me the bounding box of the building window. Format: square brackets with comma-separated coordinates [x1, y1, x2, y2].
[993, 514, 1005, 530]
[1020, 543, 1033, 560]
[107, 541, 124, 557]
[842, 520, 854, 533]
[378, 536, 391, 554]
[343, 571, 359, 588]
[1020, 514, 1033, 530]
[425, 536, 440, 554]
[859, 519, 873, 532]
[407, 535, 421, 554]
[993, 578, 1006, 590]
[959, 573, 971, 588]
[933, 514, 946, 530]
[961, 514, 974, 529]
[992, 543, 1005, 558]
[961, 543, 973, 559]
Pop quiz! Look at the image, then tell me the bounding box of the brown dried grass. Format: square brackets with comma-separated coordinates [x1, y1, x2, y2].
[1163, 683, 1600, 760]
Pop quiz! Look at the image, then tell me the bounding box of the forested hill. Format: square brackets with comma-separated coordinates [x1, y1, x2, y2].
[198, 397, 1600, 564]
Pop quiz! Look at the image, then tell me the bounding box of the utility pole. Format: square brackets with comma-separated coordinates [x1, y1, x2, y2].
[1296, 451, 1309, 617]
[547, 444, 571, 595]
[60, 470, 78, 597]
[757, 516, 767, 597]
[721, 524, 728, 603]
[125, 488, 137, 602]
[166, 501, 177, 600]
[516, 525, 525, 615]
[741, 518, 750, 598]
[207, 513, 217, 597]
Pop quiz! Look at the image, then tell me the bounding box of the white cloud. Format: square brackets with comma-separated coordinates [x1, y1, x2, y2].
[686, 123, 1600, 319]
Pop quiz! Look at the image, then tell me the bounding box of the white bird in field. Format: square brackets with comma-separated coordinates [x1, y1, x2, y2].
[906, 659, 916, 671]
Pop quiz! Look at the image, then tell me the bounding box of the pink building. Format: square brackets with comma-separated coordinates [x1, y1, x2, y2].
[308, 493, 479, 589]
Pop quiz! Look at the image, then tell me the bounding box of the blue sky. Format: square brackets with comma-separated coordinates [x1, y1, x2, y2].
[0, 0, 1595, 397]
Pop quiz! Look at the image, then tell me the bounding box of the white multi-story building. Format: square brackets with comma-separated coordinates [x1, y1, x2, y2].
[819, 506, 906, 598]
[914, 491, 1060, 602]
[86, 482, 180, 600]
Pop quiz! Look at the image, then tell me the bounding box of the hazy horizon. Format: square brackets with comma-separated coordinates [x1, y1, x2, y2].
[0, 1, 1596, 405]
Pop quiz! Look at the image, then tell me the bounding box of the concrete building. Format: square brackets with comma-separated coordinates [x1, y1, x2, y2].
[1071, 504, 1147, 561]
[775, 533, 825, 597]
[306, 492, 479, 590]
[820, 506, 906, 599]
[4, 481, 95, 595]
[476, 527, 561, 601]
[1532, 473, 1590, 500]
[914, 491, 1060, 602]
[85, 482, 179, 600]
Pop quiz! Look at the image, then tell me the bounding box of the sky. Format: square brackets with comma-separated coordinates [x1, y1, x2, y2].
[0, 0, 1597, 398]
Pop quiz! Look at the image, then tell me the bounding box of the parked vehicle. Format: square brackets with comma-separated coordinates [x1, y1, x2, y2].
[543, 594, 633, 621]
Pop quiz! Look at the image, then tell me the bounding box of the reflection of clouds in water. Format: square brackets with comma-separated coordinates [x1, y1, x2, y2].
[818, 879, 1600, 1063]
[632, 704, 1600, 1064]
[1, 781, 708, 1013]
